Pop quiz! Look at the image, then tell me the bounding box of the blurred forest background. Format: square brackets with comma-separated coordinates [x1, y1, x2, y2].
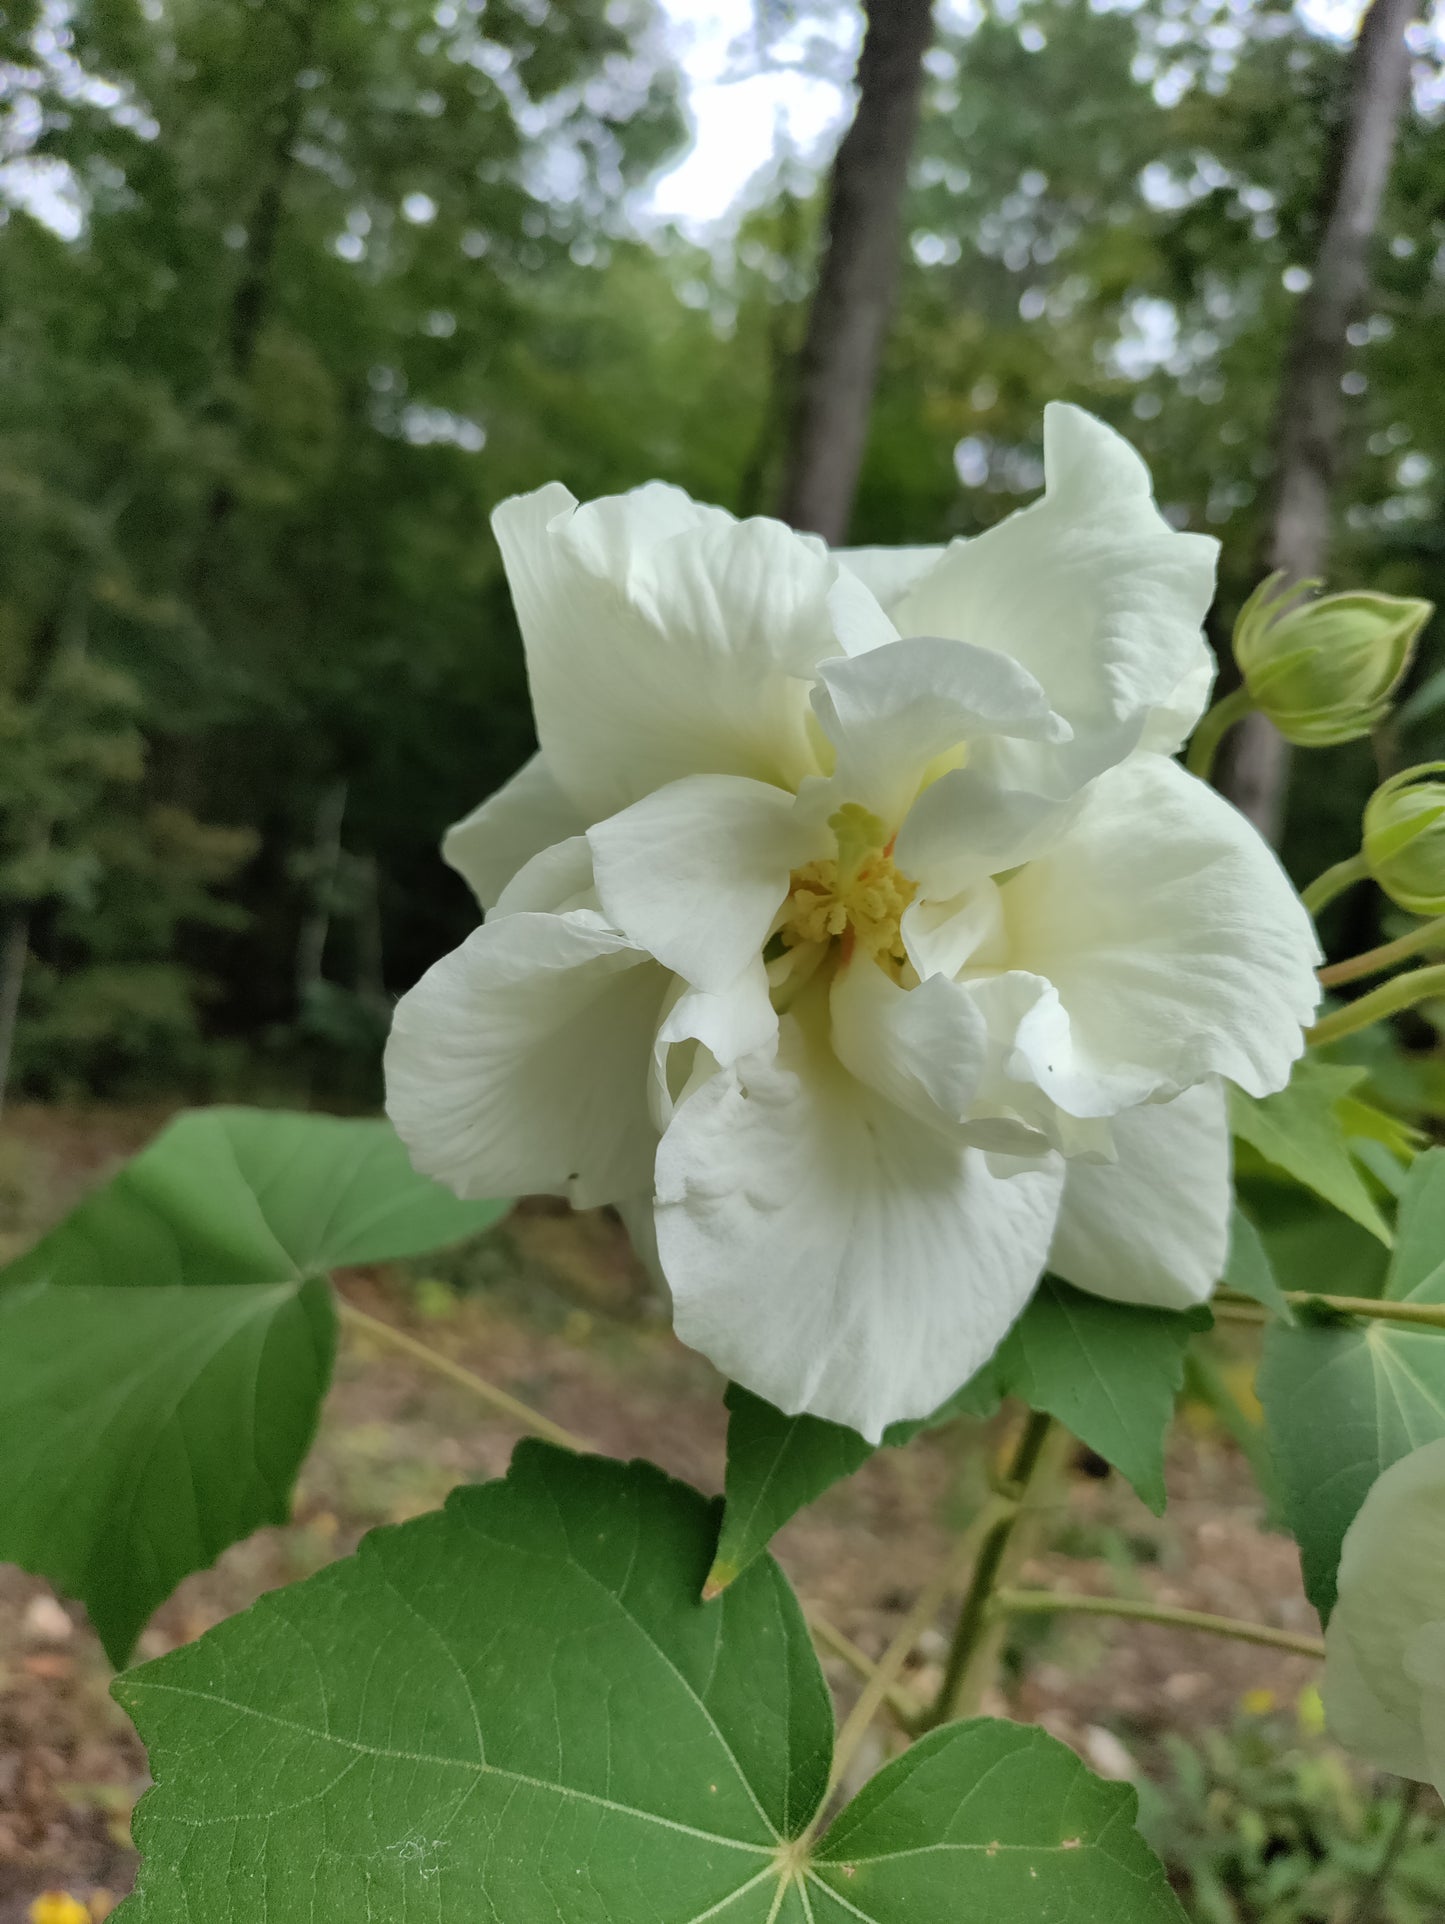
[1, 0, 1442, 1107]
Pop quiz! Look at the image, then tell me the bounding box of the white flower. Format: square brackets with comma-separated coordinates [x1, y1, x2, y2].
[1323, 1438, 1445, 1787]
[386, 404, 1321, 1441]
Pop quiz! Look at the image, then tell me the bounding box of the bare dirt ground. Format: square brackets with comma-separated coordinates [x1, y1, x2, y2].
[0, 1105, 1349, 1920]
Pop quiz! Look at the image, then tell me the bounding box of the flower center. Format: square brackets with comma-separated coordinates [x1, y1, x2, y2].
[778, 803, 916, 976]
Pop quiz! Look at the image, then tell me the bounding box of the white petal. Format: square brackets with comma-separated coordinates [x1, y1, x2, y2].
[491, 835, 596, 917]
[653, 1014, 1064, 1439]
[494, 484, 892, 819]
[1141, 640, 1217, 754]
[650, 960, 778, 1131]
[810, 634, 1070, 828]
[1325, 1436, 1445, 1781]
[1048, 1080, 1231, 1309]
[895, 765, 1082, 901]
[385, 910, 666, 1210]
[833, 544, 947, 616]
[999, 753, 1320, 1108]
[588, 774, 810, 993]
[829, 958, 989, 1135]
[442, 751, 586, 911]
[901, 879, 1007, 981]
[890, 404, 1218, 766]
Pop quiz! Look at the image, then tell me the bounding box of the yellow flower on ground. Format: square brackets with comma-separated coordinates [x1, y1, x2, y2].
[28, 1894, 90, 1924]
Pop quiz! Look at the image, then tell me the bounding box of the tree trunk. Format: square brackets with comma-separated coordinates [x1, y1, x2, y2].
[0, 913, 30, 1125]
[295, 779, 348, 1005]
[1219, 0, 1416, 840]
[776, 0, 935, 542]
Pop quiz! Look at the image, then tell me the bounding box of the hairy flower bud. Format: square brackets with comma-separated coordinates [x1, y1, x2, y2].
[1364, 762, 1445, 916]
[1233, 574, 1432, 747]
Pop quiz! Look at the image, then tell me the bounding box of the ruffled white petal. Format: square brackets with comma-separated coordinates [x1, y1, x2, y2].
[491, 835, 596, 917]
[1325, 1436, 1445, 1782]
[999, 753, 1320, 1109]
[588, 774, 810, 994]
[888, 404, 1218, 777]
[493, 485, 893, 819]
[653, 1013, 1064, 1439]
[650, 961, 778, 1131]
[829, 958, 989, 1137]
[810, 634, 1069, 830]
[385, 910, 666, 1210]
[1048, 1079, 1231, 1309]
[833, 544, 947, 617]
[442, 751, 586, 911]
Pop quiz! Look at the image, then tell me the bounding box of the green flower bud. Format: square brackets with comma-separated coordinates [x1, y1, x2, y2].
[1364, 761, 1445, 916]
[1233, 573, 1432, 747]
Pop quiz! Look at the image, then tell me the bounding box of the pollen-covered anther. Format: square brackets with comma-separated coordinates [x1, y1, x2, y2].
[779, 805, 917, 973]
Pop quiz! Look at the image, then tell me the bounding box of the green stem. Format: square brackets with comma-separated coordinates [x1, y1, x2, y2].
[818, 1490, 1016, 1804]
[335, 1299, 591, 1454]
[1307, 962, 1445, 1047]
[992, 1588, 1324, 1659]
[1215, 1285, 1445, 1332]
[1185, 686, 1255, 783]
[804, 1607, 920, 1733]
[1319, 909, 1445, 986]
[917, 1411, 1064, 1731]
[1301, 850, 1370, 916]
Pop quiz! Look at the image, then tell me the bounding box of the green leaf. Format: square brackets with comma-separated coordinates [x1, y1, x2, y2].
[1229, 1060, 1393, 1245]
[1222, 1205, 1292, 1319]
[0, 1107, 509, 1663]
[1259, 1147, 1445, 1619]
[707, 1384, 873, 1598]
[971, 1280, 1209, 1514]
[117, 1444, 1185, 1923]
[711, 1282, 1206, 1590]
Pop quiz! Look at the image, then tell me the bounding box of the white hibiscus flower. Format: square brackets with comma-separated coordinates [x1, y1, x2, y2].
[386, 404, 1321, 1441]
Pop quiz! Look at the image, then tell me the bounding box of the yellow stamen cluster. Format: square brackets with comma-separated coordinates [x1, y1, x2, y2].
[778, 804, 916, 975]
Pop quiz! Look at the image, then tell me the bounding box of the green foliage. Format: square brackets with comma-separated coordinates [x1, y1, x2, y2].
[117, 1444, 1185, 1923]
[711, 1280, 1207, 1592]
[0, 1107, 509, 1662]
[957, 1281, 1210, 1515]
[1222, 1207, 1291, 1319]
[1138, 1703, 1445, 1924]
[1229, 1061, 1395, 1246]
[1259, 1149, 1445, 1620]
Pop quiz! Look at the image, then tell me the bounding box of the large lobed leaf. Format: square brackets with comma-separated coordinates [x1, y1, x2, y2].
[0, 1107, 509, 1663]
[710, 1280, 1207, 1591]
[1260, 1147, 1445, 1620]
[117, 1444, 1185, 1923]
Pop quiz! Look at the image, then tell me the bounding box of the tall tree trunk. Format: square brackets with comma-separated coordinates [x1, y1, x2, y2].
[776, 0, 935, 542]
[1219, 0, 1416, 840]
[295, 779, 348, 1005]
[0, 913, 30, 1124]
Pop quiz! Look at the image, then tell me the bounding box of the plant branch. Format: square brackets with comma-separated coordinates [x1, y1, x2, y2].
[917, 1411, 1066, 1732]
[1216, 1286, 1445, 1332]
[1320, 911, 1445, 986]
[335, 1299, 591, 1454]
[818, 1490, 1017, 1804]
[804, 1607, 920, 1732]
[1307, 963, 1445, 1045]
[1302, 850, 1371, 915]
[992, 1587, 1325, 1658]
[1185, 687, 1255, 783]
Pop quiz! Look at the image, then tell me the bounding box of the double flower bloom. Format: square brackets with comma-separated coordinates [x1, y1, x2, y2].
[386, 404, 1321, 1440]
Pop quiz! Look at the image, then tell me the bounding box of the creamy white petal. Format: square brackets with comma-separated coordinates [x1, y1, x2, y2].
[650, 960, 778, 1131]
[654, 1014, 1065, 1439]
[442, 751, 587, 911]
[589, 774, 810, 994]
[494, 484, 893, 819]
[1142, 640, 1217, 755]
[491, 835, 596, 917]
[833, 545, 947, 617]
[810, 634, 1069, 829]
[1325, 1437, 1445, 1782]
[1048, 1080, 1231, 1309]
[999, 754, 1321, 1108]
[829, 958, 989, 1135]
[901, 879, 1008, 982]
[894, 765, 1082, 902]
[889, 404, 1218, 771]
[385, 910, 666, 1210]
